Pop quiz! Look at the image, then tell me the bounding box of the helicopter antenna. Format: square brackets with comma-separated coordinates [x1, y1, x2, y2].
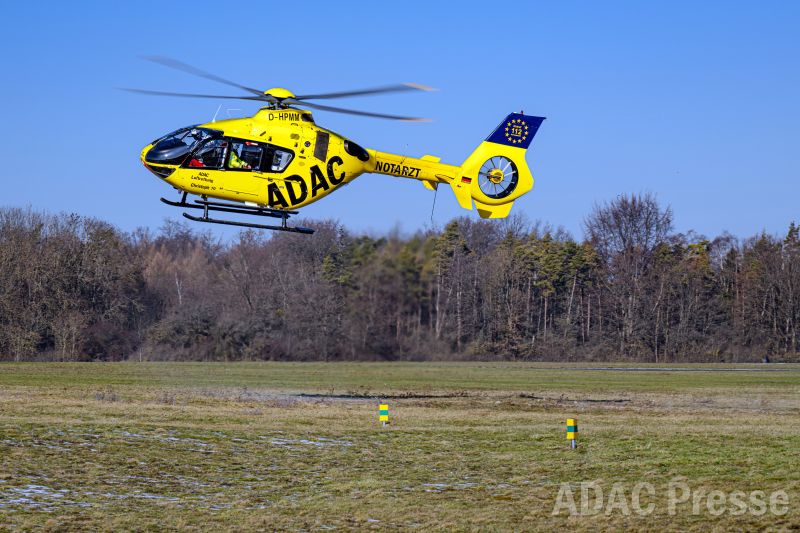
[211, 104, 222, 122]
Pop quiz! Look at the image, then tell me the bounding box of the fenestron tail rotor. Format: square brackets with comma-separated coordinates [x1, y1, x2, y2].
[121, 56, 433, 121]
[478, 156, 519, 199]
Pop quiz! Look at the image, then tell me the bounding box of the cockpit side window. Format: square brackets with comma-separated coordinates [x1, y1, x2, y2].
[184, 139, 227, 169]
[266, 147, 294, 172]
[228, 141, 263, 171]
[220, 138, 294, 173]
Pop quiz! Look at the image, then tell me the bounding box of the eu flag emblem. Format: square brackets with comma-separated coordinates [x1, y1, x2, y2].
[485, 113, 545, 149]
[504, 118, 530, 145]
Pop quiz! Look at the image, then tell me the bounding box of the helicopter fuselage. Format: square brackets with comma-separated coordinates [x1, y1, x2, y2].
[133, 57, 544, 228]
[141, 108, 459, 211]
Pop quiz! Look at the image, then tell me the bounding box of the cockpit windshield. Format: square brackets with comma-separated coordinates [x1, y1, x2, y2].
[145, 127, 221, 165]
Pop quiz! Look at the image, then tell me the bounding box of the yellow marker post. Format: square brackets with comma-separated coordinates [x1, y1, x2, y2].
[379, 404, 389, 427]
[567, 418, 578, 449]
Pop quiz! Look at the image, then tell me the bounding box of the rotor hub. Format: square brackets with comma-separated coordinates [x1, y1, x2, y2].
[487, 168, 505, 184]
[264, 87, 296, 100]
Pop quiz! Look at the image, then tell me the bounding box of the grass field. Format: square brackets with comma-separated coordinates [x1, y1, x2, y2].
[1, 362, 798, 531]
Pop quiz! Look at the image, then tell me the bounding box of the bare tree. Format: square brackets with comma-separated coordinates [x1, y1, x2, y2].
[584, 193, 673, 355]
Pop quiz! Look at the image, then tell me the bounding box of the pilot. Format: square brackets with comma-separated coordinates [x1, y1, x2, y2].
[228, 149, 251, 170]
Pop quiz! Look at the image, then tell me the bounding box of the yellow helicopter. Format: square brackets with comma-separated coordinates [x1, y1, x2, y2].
[127, 57, 545, 234]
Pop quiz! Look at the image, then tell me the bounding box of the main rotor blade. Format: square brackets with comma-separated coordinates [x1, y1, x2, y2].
[119, 88, 268, 101]
[294, 83, 436, 101]
[142, 55, 266, 97]
[286, 99, 429, 122]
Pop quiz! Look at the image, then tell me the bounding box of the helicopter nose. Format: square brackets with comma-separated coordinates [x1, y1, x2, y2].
[141, 143, 177, 179]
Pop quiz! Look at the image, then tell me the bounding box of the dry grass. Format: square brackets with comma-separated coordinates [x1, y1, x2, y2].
[0, 362, 798, 531]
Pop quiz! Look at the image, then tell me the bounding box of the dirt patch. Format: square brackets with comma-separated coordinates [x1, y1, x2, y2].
[296, 391, 473, 401]
[518, 393, 631, 404]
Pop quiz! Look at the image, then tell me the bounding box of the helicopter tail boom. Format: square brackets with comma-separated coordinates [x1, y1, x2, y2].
[366, 150, 460, 188]
[366, 113, 544, 219]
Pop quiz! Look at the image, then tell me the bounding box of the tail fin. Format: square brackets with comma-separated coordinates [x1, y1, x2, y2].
[454, 113, 545, 218]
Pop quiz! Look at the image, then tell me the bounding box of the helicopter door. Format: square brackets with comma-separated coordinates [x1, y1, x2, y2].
[223, 140, 263, 199]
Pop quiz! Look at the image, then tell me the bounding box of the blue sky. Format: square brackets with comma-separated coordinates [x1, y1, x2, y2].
[1, 1, 798, 240]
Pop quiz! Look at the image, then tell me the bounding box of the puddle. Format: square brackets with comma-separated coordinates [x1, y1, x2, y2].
[3, 430, 214, 455]
[208, 503, 233, 510]
[421, 482, 480, 493]
[118, 431, 146, 439]
[0, 437, 73, 452]
[132, 492, 180, 502]
[113, 430, 215, 451]
[99, 490, 179, 502]
[0, 484, 91, 511]
[0, 478, 236, 512]
[263, 436, 353, 448]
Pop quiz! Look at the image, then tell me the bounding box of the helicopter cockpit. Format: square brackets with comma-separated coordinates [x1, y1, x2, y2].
[144, 126, 295, 178]
[145, 127, 221, 166]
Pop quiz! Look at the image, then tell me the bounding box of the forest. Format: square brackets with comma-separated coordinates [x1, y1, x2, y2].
[0, 193, 798, 362]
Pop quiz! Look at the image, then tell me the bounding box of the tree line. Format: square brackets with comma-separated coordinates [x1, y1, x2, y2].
[0, 193, 798, 362]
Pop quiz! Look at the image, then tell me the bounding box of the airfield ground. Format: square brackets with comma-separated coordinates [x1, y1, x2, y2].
[0, 362, 798, 531]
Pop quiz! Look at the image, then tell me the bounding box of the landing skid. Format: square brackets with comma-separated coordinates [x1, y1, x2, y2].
[160, 193, 314, 234]
[181, 213, 314, 233]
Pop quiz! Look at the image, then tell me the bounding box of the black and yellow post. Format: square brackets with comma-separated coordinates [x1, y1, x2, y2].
[567, 418, 578, 449]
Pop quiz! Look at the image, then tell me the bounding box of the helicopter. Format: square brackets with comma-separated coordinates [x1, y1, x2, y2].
[127, 57, 545, 234]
